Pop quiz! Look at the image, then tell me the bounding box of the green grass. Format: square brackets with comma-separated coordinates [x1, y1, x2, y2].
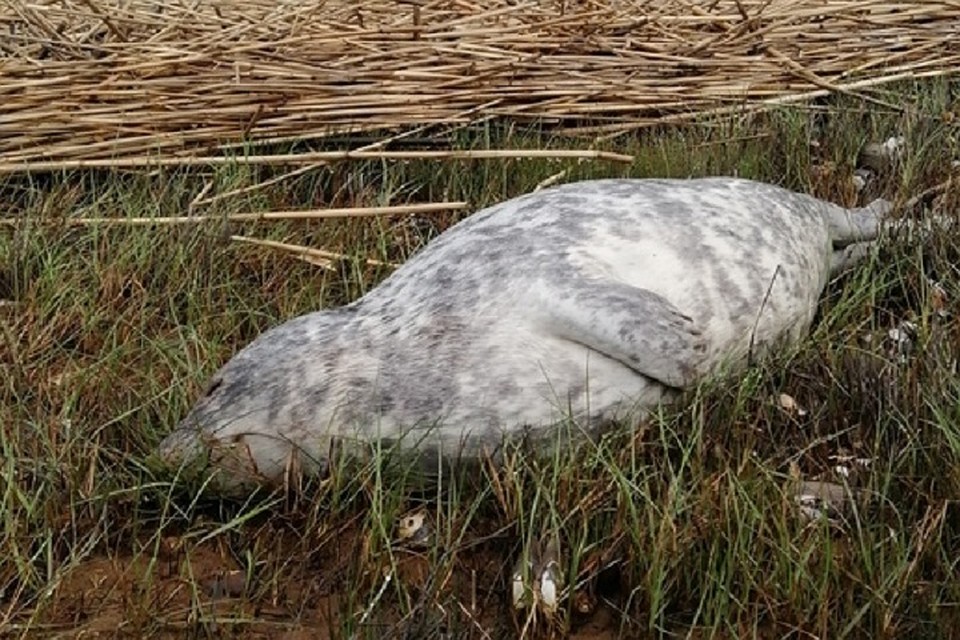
[2, 80, 960, 638]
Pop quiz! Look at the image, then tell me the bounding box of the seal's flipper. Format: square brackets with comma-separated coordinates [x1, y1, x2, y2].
[538, 281, 709, 388]
[830, 241, 876, 276]
[827, 199, 892, 247]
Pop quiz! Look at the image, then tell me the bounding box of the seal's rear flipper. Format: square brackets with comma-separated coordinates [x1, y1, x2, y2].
[827, 199, 893, 248]
[830, 241, 876, 276]
[539, 281, 708, 389]
[827, 197, 956, 272]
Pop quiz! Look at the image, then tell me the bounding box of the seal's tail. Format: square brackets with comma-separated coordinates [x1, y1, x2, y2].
[827, 198, 893, 248]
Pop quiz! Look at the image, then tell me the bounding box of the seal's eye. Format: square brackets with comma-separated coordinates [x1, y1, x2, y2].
[203, 377, 223, 397]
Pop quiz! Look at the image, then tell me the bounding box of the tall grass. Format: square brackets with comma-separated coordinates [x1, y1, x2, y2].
[2, 81, 959, 638]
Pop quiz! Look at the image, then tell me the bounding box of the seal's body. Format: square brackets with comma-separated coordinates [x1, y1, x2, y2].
[160, 178, 889, 487]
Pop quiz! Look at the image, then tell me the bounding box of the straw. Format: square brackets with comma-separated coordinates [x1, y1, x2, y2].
[0, 149, 635, 174]
[230, 234, 401, 270]
[0, 202, 469, 226]
[1, 0, 957, 171]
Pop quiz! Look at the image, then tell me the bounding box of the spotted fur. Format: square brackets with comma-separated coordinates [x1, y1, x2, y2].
[159, 177, 891, 488]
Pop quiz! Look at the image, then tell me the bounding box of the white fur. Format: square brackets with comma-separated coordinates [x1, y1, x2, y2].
[159, 177, 893, 489]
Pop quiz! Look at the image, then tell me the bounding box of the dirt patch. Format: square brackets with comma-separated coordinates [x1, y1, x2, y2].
[26, 518, 636, 639]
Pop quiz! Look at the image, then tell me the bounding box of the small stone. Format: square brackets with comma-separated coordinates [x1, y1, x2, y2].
[395, 510, 432, 547]
[793, 480, 856, 525]
[778, 392, 807, 417]
[858, 135, 904, 172]
[202, 570, 248, 599]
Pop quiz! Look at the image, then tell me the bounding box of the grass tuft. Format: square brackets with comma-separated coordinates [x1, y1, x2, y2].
[2, 81, 960, 638]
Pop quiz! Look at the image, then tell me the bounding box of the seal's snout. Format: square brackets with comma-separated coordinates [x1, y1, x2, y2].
[160, 372, 232, 466]
[157, 419, 205, 465]
[157, 411, 265, 493]
[159, 368, 296, 491]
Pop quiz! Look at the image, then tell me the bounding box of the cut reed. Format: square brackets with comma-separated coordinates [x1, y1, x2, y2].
[1, 0, 957, 171]
[0, 201, 469, 225]
[0, 149, 635, 174]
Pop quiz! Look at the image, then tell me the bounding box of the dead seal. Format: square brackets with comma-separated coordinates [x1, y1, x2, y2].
[159, 177, 892, 488]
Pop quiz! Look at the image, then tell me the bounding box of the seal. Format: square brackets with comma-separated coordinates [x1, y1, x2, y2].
[158, 177, 891, 488]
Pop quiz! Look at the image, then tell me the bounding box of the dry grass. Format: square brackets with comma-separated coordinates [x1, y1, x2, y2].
[2, 87, 960, 636]
[2, 0, 959, 170]
[2, 2, 960, 636]
[0, 200, 470, 226]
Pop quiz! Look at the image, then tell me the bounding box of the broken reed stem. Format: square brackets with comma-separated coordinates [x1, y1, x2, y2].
[194, 163, 322, 208]
[590, 67, 954, 139]
[0, 202, 469, 226]
[900, 176, 955, 214]
[0, 149, 634, 174]
[230, 235, 400, 269]
[191, 108, 501, 208]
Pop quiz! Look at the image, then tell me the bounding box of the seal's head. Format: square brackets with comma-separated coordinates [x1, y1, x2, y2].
[160, 310, 357, 490]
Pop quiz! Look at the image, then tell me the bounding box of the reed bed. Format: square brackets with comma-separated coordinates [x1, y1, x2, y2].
[1, 0, 958, 171]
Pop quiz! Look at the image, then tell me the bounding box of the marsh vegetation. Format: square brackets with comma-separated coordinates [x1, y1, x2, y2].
[3, 84, 960, 638]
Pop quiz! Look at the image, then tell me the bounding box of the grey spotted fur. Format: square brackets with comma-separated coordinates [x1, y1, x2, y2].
[159, 177, 891, 489]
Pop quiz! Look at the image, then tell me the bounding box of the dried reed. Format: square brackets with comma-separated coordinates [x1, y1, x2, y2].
[0, 202, 468, 225]
[1, 0, 957, 172]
